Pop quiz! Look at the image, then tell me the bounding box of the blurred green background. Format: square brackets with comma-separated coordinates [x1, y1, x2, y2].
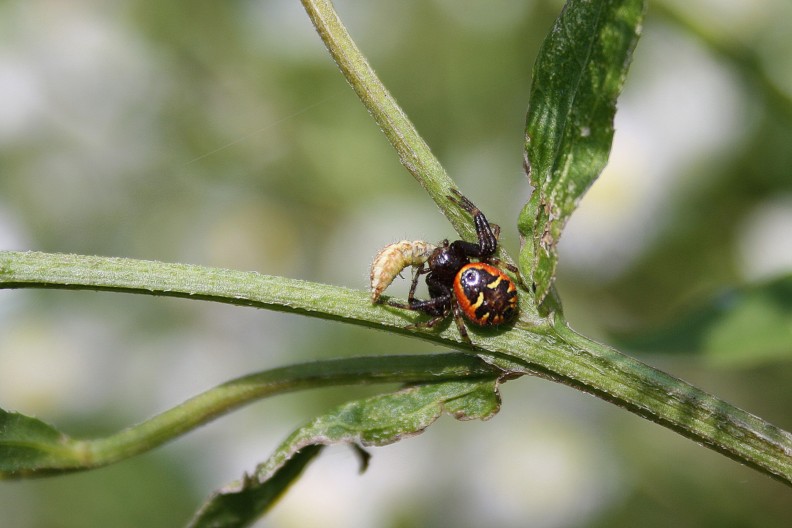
[1, 0, 791, 526]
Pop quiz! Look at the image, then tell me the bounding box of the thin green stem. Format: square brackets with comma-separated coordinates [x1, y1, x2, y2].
[299, 0, 477, 242]
[60, 354, 497, 473]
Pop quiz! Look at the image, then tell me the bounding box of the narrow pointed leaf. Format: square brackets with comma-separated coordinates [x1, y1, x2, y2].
[520, 0, 646, 306]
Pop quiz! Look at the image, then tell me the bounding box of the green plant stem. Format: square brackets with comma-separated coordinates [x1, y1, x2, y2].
[549, 320, 792, 486]
[62, 354, 498, 473]
[299, 0, 477, 242]
[0, 251, 445, 338]
[2, 250, 791, 485]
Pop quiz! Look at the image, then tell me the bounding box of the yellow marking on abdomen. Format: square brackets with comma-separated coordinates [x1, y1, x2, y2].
[485, 276, 503, 290]
[471, 292, 484, 309]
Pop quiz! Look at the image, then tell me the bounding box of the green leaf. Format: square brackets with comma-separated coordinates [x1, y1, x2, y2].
[520, 0, 646, 307]
[0, 409, 81, 477]
[188, 445, 324, 528]
[612, 275, 792, 367]
[189, 379, 502, 527]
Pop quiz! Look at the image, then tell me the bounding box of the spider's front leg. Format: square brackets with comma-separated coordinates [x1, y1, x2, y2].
[448, 189, 497, 258]
[449, 190, 521, 278]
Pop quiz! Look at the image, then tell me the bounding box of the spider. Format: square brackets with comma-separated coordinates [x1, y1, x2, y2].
[382, 189, 518, 343]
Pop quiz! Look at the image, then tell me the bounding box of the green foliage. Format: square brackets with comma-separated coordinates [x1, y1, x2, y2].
[520, 0, 645, 307]
[190, 379, 501, 527]
[0, 410, 80, 477]
[0, 351, 501, 478]
[0, 0, 791, 526]
[614, 275, 792, 367]
[189, 445, 325, 528]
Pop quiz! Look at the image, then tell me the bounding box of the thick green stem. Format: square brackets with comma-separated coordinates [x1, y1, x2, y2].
[0, 251, 459, 344]
[549, 320, 792, 485]
[2, 250, 791, 485]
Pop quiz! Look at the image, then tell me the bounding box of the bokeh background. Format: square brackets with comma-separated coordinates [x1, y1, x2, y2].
[1, 0, 791, 526]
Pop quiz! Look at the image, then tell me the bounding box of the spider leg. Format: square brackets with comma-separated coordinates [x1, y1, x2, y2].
[448, 190, 497, 258]
[421, 313, 450, 329]
[450, 297, 473, 347]
[387, 294, 450, 315]
[387, 275, 452, 330]
[408, 263, 429, 303]
[448, 188, 478, 215]
[387, 295, 452, 333]
[490, 222, 500, 241]
[487, 257, 520, 274]
[449, 191, 522, 282]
